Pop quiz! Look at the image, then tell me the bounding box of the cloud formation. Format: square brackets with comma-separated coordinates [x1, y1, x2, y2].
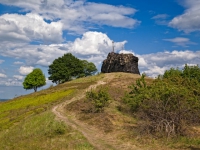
[19, 66, 34, 75]
[0, 0, 139, 34]
[0, 79, 22, 86]
[14, 61, 24, 65]
[0, 73, 7, 78]
[163, 37, 195, 46]
[13, 75, 24, 81]
[1, 31, 126, 67]
[137, 50, 200, 77]
[152, 14, 169, 25]
[0, 59, 4, 64]
[169, 0, 200, 32]
[0, 13, 63, 44]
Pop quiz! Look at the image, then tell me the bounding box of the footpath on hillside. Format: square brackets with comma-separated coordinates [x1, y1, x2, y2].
[52, 75, 140, 150]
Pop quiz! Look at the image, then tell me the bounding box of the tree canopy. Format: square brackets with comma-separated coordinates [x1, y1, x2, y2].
[48, 53, 97, 84]
[23, 68, 46, 92]
[81, 60, 97, 77]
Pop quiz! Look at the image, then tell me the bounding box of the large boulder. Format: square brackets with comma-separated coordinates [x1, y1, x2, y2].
[101, 52, 140, 74]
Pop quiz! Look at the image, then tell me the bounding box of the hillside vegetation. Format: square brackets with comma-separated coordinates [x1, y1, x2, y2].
[0, 71, 200, 150]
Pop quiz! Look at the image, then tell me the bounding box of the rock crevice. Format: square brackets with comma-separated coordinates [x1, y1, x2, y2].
[101, 52, 140, 74]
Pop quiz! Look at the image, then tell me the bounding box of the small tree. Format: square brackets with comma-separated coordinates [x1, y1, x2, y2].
[86, 87, 110, 112]
[81, 60, 97, 77]
[23, 68, 46, 92]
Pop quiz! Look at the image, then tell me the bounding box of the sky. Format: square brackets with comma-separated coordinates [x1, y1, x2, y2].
[0, 0, 200, 99]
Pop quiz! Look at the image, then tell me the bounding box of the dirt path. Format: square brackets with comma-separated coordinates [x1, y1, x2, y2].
[52, 78, 140, 150]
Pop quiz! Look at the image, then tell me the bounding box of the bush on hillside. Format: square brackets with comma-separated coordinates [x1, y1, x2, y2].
[86, 87, 110, 113]
[123, 65, 200, 138]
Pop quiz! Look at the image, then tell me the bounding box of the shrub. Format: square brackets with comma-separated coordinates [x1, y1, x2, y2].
[86, 87, 110, 112]
[123, 66, 200, 138]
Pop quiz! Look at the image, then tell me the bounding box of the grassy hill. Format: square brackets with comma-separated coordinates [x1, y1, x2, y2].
[0, 73, 199, 150]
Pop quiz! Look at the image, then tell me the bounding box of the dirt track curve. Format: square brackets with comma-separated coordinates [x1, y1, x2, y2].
[52, 80, 139, 150]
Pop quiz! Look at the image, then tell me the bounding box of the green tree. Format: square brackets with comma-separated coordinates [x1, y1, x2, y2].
[81, 60, 97, 77]
[182, 64, 200, 82]
[23, 68, 46, 92]
[162, 67, 182, 79]
[48, 53, 84, 84]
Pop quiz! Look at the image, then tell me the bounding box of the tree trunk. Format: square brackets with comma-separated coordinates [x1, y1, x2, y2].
[34, 87, 37, 92]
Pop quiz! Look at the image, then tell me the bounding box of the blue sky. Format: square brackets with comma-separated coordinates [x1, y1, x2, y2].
[0, 0, 200, 99]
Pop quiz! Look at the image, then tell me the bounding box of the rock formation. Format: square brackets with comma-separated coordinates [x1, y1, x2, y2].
[101, 52, 140, 74]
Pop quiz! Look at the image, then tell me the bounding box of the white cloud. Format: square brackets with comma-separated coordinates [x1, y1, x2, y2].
[137, 50, 200, 77]
[0, 79, 22, 86]
[0, 13, 63, 44]
[69, 31, 126, 55]
[152, 14, 169, 25]
[14, 61, 24, 65]
[13, 75, 24, 80]
[1, 44, 66, 66]
[119, 50, 135, 55]
[138, 57, 148, 67]
[84, 3, 140, 28]
[144, 66, 169, 78]
[19, 66, 34, 75]
[0, 1, 139, 34]
[0, 75, 25, 87]
[169, 0, 200, 32]
[0, 73, 7, 78]
[152, 14, 169, 19]
[164, 37, 189, 43]
[0, 59, 4, 64]
[1, 31, 126, 67]
[163, 37, 195, 46]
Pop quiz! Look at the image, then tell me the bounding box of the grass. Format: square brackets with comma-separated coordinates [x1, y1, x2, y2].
[0, 111, 94, 150]
[0, 89, 74, 130]
[0, 73, 104, 131]
[0, 74, 103, 150]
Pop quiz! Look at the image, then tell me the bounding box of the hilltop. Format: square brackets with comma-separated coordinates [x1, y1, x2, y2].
[0, 73, 199, 150]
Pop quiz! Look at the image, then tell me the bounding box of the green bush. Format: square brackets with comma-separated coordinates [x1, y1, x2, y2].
[123, 65, 200, 138]
[86, 87, 110, 112]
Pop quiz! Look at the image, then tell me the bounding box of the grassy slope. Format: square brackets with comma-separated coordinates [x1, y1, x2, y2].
[0, 74, 104, 150]
[0, 73, 199, 150]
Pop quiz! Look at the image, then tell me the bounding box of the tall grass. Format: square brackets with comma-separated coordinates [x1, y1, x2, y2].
[0, 89, 74, 130]
[0, 111, 94, 150]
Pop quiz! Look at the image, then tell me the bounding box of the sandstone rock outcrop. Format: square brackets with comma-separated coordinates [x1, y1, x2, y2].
[101, 52, 140, 74]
